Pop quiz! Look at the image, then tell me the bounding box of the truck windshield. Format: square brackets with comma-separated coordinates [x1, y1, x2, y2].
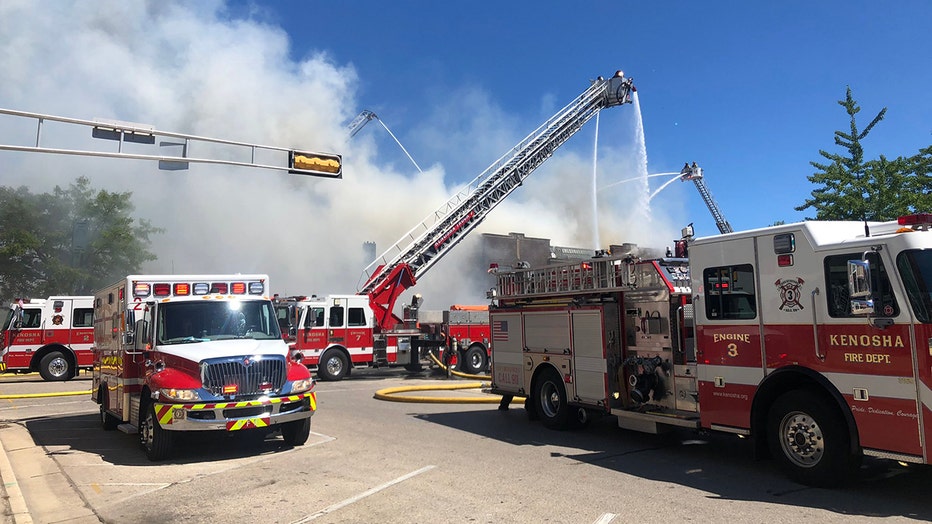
[1, 308, 13, 332]
[896, 250, 932, 323]
[157, 299, 282, 344]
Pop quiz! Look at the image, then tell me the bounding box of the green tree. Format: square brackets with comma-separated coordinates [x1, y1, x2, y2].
[797, 88, 932, 221]
[0, 177, 162, 300]
[796, 87, 887, 220]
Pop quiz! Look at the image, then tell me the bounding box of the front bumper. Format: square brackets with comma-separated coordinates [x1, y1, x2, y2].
[153, 391, 316, 432]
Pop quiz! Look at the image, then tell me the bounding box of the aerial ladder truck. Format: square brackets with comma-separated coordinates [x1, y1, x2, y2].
[679, 161, 733, 234]
[336, 71, 636, 374]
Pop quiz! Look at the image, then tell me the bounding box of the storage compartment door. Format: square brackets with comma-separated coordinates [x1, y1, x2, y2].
[572, 310, 607, 404]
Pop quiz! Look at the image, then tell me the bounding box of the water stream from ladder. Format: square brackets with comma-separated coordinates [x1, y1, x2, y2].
[591, 90, 654, 250]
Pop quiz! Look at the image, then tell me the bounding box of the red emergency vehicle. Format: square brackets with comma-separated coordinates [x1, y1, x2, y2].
[418, 305, 491, 374]
[92, 274, 316, 460]
[489, 215, 932, 487]
[0, 296, 94, 381]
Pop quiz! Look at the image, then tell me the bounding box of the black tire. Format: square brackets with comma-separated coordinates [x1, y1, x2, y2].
[462, 345, 488, 374]
[39, 351, 71, 381]
[524, 396, 539, 421]
[281, 417, 311, 446]
[570, 406, 591, 429]
[140, 403, 173, 461]
[317, 350, 349, 381]
[767, 389, 858, 487]
[534, 367, 570, 430]
[99, 387, 119, 431]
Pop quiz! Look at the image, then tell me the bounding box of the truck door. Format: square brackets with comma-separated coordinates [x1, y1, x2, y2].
[572, 308, 609, 405]
[345, 303, 373, 352]
[815, 250, 921, 457]
[489, 311, 524, 394]
[50, 299, 73, 346]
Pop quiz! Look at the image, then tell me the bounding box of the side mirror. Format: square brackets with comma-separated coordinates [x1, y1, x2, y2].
[848, 259, 874, 316]
[133, 319, 150, 350]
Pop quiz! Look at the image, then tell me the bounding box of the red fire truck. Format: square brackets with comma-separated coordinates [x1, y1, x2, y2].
[92, 274, 316, 460]
[418, 305, 491, 375]
[489, 215, 932, 487]
[0, 296, 94, 381]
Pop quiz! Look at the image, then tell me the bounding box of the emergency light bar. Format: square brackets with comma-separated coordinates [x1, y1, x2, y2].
[898, 213, 932, 226]
[131, 280, 266, 298]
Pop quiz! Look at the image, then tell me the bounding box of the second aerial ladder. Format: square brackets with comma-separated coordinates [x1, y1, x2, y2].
[358, 70, 636, 330]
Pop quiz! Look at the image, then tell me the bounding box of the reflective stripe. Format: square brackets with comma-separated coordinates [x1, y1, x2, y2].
[226, 417, 271, 431]
[698, 364, 764, 386]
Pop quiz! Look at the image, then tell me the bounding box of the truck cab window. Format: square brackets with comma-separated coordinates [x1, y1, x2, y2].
[21, 309, 41, 328]
[825, 253, 899, 318]
[329, 306, 344, 327]
[896, 250, 932, 323]
[703, 264, 756, 320]
[348, 307, 366, 327]
[73, 308, 93, 328]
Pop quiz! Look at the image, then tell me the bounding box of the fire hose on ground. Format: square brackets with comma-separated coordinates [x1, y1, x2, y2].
[373, 352, 526, 405]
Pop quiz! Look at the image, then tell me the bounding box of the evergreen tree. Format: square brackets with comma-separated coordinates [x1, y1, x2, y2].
[796, 87, 886, 220]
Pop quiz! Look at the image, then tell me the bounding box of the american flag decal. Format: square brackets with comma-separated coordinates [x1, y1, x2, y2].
[492, 320, 509, 342]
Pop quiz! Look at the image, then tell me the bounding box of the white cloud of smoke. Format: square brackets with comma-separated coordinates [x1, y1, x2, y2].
[0, 0, 682, 310]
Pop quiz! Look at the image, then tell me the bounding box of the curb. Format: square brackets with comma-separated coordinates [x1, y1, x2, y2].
[0, 422, 98, 523]
[0, 429, 31, 524]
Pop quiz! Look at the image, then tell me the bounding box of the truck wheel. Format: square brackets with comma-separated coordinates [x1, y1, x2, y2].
[140, 403, 173, 461]
[317, 350, 349, 381]
[534, 368, 570, 430]
[281, 417, 311, 446]
[98, 388, 119, 431]
[767, 389, 857, 487]
[39, 351, 71, 381]
[524, 396, 539, 421]
[463, 345, 488, 374]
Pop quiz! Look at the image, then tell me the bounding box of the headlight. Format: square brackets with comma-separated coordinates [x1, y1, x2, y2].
[290, 378, 314, 394]
[160, 388, 201, 402]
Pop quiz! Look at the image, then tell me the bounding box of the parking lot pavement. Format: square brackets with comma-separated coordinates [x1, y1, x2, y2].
[0, 418, 99, 524]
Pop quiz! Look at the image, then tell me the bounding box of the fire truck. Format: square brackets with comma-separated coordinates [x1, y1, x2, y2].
[418, 305, 491, 374]
[488, 214, 932, 487]
[0, 296, 94, 381]
[285, 71, 636, 381]
[91, 274, 316, 461]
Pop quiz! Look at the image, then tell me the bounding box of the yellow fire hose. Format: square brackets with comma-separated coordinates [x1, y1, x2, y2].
[0, 389, 91, 400]
[373, 352, 526, 405]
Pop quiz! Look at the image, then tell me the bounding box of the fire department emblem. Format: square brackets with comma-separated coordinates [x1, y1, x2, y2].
[775, 278, 804, 312]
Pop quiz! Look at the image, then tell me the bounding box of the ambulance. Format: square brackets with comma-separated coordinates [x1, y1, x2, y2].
[92, 274, 316, 460]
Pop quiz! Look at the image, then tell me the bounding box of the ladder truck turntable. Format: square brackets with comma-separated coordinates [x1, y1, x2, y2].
[284, 71, 636, 381]
[488, 214, 932, 487]
[0, 296, 94, 381]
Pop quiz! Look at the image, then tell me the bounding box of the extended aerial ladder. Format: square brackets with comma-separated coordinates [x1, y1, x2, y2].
[0, 108, 342, 178]
[679, 162, 733, 234]
[358, 70, 636, 330]
[347, 110, 378, 138]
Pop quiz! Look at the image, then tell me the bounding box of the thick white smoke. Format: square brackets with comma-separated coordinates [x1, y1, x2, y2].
[0, 1, 681, 309]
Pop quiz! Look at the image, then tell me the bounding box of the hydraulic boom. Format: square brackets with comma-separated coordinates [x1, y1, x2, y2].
[680, 162, 733, 234]
[359, 71, 636, 330]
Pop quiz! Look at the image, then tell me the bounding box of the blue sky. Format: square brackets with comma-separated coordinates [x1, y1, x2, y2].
[238, 0, 932, 236]
[1, 1, 930, 302]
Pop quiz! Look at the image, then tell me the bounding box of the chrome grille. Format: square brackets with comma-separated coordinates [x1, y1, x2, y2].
[200, 355, 287, 397]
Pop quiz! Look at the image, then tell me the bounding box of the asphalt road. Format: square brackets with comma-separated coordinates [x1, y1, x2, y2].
[1, 369, 930, 524]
